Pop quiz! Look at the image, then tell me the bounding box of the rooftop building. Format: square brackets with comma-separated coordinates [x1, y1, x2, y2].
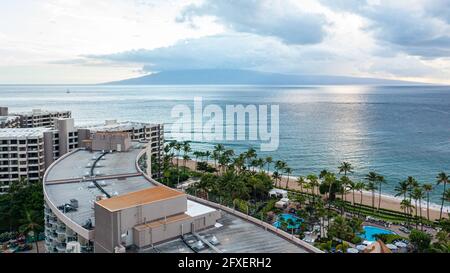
[0, 128, 50, 191]
[78, 120, 164, 177]
[0, 119, 79, 192]
[42, 136, 320, 253]
[13, 108, 72, 128]
[43, 139, 221, 253]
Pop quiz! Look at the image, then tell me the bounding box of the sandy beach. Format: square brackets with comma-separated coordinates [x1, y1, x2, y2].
[176, 158, 448, 221]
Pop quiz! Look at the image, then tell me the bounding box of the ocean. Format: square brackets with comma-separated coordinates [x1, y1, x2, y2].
[1, 84, 450, 206]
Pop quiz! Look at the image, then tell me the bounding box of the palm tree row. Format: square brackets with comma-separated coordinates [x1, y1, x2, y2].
[394, 172, 449, 223]
[164, 141, 293, 189]
[161, 142, 449, 221]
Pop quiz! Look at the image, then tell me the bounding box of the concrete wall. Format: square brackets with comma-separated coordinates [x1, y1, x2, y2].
[94, 195, 188, 252]
[93, 204, 119, 253]
[56, 118, 74, 155]
[91, 132, 131, 152]
[43, 131, 55, 169]
[0, 107, 8, 116]
[77, 129, 91, 148]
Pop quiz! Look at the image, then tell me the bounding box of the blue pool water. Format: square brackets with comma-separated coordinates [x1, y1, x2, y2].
[273, 213, 303, 229]
[360, 225, 396, 241]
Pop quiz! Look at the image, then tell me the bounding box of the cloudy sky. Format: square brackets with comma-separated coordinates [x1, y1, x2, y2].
[0, 0, 449, 84]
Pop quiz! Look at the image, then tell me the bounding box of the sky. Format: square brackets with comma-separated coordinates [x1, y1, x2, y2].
[0, 0, 449, 84]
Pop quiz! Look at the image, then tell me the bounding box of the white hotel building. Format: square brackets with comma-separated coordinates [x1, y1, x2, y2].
[0, 113, 165, 191]
[14, 109, 72, 128]
[0, 128, 48, 192]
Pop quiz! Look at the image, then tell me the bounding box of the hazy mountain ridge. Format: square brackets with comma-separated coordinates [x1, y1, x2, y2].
[103, 69, 422, 85]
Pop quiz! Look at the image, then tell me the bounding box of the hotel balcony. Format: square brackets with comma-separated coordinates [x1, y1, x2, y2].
[44, 244, 53, 253]
[56, 227, 66, 235]
[48, 232, 57, 240]
[45, 237, 53, 245]
[56, 243, 67, 253]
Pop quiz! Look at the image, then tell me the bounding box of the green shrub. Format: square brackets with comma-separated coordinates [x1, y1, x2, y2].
[351, 236, 363, 244]
[196, 162, 216, 173]
[409, 229, 431, 252]
[374, 233, 406, 244]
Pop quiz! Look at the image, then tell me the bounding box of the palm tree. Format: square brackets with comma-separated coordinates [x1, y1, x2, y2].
[376, 175, 386, 210]
[297, 176, 306, 193]
[182, 141, 191, 171]
[365, 181, 377, 211]
[338, 161, 354, 176]
[245, 147, 257, 169]
[256, 158, 265, 172]
[174, 142, 182, 185]
[285, 167, 292, 189]
[411, 187, 425, 229]
[395, 180, 410, 214]
[274, 160, 286, 187]
[365, 172, 380, 211]
[167, 140, 177, 154]
[272, 171, 281, 187]
[422, 183, 433, 221]
[265, 156, 273, 173]
[182, 154, 191, 173]
[436, 172, 449, 220]
[250, 159, 259, 172]
[319, 169, 330, 180]
[212, 150, 220, 170]
[321, 172, 335, 200]
[232, 155, 245, 174]
[174, 141, 181, 170]
[340, 176, 352, 202]
[19, 210, 42, 253]
[218, 154, 231, 173]
[348, 180, 356, 205]
[400, 199, 414, 226]
[192, 151, 202, 162]
[406, 176, 419, 198]
[204, 150, 211, 162]
[444, 188, 450, 204]
[307, 174, 319, 203]
[354, 181, 366, 216]
[214, 143, 225, 156]
[395, 180, 409, 200]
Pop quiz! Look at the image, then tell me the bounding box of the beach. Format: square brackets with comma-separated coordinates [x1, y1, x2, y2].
[178, 159, 448, 221]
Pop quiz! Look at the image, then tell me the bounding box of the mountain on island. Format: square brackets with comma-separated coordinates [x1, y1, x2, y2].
[103, 69, 422, 85]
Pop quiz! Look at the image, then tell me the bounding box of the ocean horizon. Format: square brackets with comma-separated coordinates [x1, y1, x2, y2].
[1, 84, 450, 209]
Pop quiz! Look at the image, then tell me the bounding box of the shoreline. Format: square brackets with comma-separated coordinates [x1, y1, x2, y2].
[176, 158, 449, 221]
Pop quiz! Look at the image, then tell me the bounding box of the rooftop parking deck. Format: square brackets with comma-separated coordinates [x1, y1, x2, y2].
[45, 174, 154, 228]
[44, 144, 154, 229]
[45, 145, 145, 182]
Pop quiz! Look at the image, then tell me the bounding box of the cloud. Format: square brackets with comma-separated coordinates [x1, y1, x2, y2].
[176, 0, 328, 45]
[424, 0, 450, 24]
[319, 0, 450, 58]
[85, 30, 447, 83]
[86, 33, 337, 74]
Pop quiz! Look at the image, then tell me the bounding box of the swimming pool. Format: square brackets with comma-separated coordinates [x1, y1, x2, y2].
[360, 225, 396, 241]
[273, 213, 303, 229]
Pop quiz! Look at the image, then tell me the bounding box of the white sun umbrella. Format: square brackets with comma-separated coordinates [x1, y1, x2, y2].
[347, 248, 359, 253]
[386, 244, 398, 250]
[395, 242, 407, 248]
[356, 244, 367, 251]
